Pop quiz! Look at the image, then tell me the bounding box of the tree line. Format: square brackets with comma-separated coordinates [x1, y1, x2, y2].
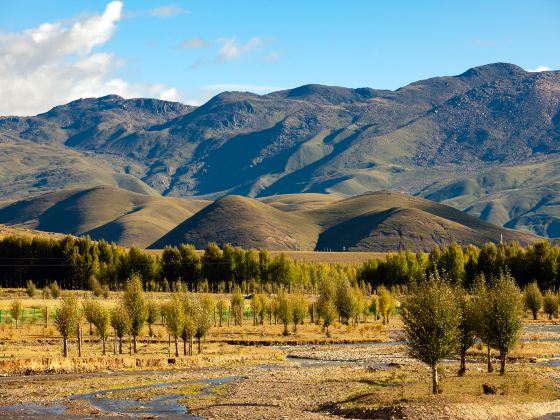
[2, 235, 560, 292]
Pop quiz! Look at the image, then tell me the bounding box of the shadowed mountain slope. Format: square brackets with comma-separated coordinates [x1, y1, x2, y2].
[149, 190, 539, 251]
[0, 186, 209, 247]
[2, 63, 560, 238]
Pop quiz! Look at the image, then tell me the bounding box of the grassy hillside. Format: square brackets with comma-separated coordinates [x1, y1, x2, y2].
[0, 224, 65, 240]
[150, 190, 540, 251]
[0, 186, 209, 248]
[0, 187, 542, 252]
[151, 195, 320, 250]
[421, 158, 560, 237]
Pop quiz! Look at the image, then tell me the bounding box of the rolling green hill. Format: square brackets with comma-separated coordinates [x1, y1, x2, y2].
[0, 186, 209, 248]
[1, 188, 538, 252]
[150, 190, 539, 251]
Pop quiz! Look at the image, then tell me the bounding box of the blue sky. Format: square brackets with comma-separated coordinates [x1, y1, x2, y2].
[0, 0, 558, 114]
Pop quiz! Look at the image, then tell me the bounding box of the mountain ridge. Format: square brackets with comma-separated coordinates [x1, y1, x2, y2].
[1, 63, 559, 239]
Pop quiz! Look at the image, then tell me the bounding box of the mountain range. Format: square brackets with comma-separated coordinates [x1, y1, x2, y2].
[0, 62, 559, 249]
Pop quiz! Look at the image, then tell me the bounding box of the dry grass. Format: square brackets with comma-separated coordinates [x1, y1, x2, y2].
[336, 363, 560, 411]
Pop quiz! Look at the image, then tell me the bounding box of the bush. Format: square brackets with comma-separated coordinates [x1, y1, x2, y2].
[25, 280, 36, 298]
[543, 290, 558, 319]
[10, 299, 23, 328]
[524, 281, 542, 320]
[49, 281, 61, 299]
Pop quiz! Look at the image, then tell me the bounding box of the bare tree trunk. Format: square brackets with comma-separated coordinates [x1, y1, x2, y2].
[189, 336, 193, 356]
[63, 337, 68, 357]
[133, 336, 137, 353]
[167, 334, 171, 357]
[499, 352, 506, 375]
[458, 350, 466, 376]
[102, 338, 106, 355]
[174, 336, 179, 357]
[119, 336, 123, 354]
[183, 339, 187, 356]
[487, 344, 493, 373]
[78, 324, 82, 357]
[197, 337, 201, 354]
[129, 334, 132, 355]
[431, 365, 438, 394]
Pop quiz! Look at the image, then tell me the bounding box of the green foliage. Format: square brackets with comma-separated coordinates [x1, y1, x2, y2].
[93, 305, 111, 354]
[163, 295, 185, 356]
[321, 299, 337, 337]
[402, 273, 461, 393]
[55, 294, 79, 356]
[335, 279, 357, 324]
[378, 286, 396, 324]
[10, 299, 23, 327]
[146, 299, 160, 336]
[291, 291, 308, 332]
[25, 280, 36, 298]
[49, 281, 61, 299]
[523, 281, 543, 320]
[456, 289, 477, 375]
[276, 290, 293, 336]
[111, 303, 131, 340]
[194, 295, 214, 352]
[230, 286, 244, 326]
[82, 297, 98, 332]
[486, 271, 524, 375]
[543, 290, 558, 320]
[123, 274, 147, 352]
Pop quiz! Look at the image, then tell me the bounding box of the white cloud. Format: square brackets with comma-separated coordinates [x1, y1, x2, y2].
[202, 84, 282, 94]
[527, 65, 551, 73]
[149, 5, 187, 17]
[0, 1, 180, 116]
[264, 51, 283, 62]
[181, 37, 209, 49]
[217, 37, 263, 61]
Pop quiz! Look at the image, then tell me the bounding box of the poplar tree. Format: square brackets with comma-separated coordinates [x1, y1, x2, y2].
[402, 274, 461, 394]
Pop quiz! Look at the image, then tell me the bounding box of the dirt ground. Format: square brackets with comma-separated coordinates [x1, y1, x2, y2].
[1, 308, 560, 418]
[0, 343, 560, 419]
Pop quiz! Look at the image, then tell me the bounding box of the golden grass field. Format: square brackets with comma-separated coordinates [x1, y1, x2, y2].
[1, 289, 560, 419]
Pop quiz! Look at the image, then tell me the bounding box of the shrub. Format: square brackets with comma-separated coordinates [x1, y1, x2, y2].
[543, 290, 558, 320]
[10, 299, 23, 328]
[524, 281, 543, 320]
[49, 281, 61, 299]
[25, 280, 36, 298]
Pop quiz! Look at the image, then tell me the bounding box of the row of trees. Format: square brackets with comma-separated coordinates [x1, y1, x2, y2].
[0, 236, 359, 293]
[53, 275, 214, 357]
[47, 273, 399, 356]
[403, 271, 523, 394]
[359, 241, 560, 290]
[3, 235, 560, 293]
